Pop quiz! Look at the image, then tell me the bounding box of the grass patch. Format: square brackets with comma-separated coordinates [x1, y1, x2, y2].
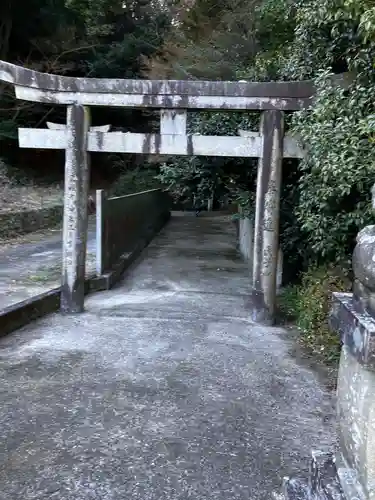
[278, 264, 351, 365]
[27, 263, 62, 283]
[26, 253, 97, 284]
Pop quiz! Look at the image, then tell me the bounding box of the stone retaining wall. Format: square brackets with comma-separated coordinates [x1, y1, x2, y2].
[0, 205, 63, 239]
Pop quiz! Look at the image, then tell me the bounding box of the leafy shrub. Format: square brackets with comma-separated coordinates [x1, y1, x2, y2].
[278, 264, 351, 363]
[279, 159, 307, 280]
[157, 111, 259, 207]
[111, 166, 161, 197]
[237, 0, 375, 268]
[291, 71, 375, 262]
[279, 0, 375, 265]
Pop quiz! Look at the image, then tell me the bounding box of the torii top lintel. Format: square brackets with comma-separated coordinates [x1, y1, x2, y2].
[0, 60, 314, 110]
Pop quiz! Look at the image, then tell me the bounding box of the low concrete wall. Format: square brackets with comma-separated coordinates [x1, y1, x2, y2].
[0, 276, 96, 337]
[0, 205, 63, 239]
[96, 188, 170, 287]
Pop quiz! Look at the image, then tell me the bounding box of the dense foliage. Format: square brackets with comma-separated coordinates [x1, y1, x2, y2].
[0, 0, 172, 176]
[278, 264, 350, 363]
[149, 0, 375, 270]
[157, 112, 259, 209]
[286, 0, 375, 263]
[293, 72, 375, 262]
[2, 0, 375, 271]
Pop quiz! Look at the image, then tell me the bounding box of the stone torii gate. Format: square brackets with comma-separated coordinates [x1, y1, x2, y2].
[0, 60, 314, 321]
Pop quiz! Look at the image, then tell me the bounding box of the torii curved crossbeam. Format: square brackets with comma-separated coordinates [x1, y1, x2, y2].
[0, 60, 314, 109]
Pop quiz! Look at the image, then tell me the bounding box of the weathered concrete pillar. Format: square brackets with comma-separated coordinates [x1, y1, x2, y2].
[95, 189, 109, 276]
[238, 207, 253, 263]
[238, 211, 283, 288]
[252, 110, 284, 324]
[61, 104, 91, 314]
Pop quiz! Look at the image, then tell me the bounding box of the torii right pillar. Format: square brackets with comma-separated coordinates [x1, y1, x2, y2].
[252, 110, 284, 325]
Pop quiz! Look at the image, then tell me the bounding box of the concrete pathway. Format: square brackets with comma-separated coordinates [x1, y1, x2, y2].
[0, 214, 336, 500]
[0, 218, 96, 308]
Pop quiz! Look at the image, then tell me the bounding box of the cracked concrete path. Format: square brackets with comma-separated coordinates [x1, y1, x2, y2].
[0, 214, 336, 500]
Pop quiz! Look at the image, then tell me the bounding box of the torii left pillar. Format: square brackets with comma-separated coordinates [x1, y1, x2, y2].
[61, 104, 91, 314]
